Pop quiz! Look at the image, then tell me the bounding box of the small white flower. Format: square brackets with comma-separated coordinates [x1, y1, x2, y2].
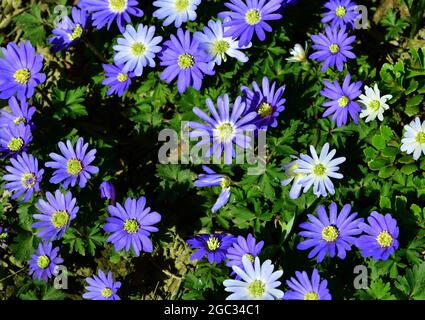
[153, 0, 201, 28]
[113, 24, 163, 77]
[286, 43, 308, 63]
[223, 256, 284, 300]
[281, 156, 304, 199]
[400, 117, 425, 160]
[295, 143, 346, 198]
[358, 84, 392, 122]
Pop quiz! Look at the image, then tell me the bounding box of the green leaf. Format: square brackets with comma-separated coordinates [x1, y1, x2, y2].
[395, 262, 425, 299]
[13, 5, 46, 46]
[372, 135, 386, 150]
[42, 287, 66, 300]
[10, 232, 36, 261]
[400, 164, 417, 175]
[357, 279, 396, 300]
[52, 87, 87, 119]
[368, 159, 387, 170]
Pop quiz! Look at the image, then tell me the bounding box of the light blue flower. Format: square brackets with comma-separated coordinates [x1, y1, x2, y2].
[153, 0, 201, 27]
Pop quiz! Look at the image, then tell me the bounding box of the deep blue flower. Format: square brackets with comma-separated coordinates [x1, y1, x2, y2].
[160, 28, 214, 93]
[297, 203, 363, 262]
[321, 73, 362, 127]
[218, 0, 283, 47]
[100, 181, 116, 202]
[83, 270, 121, 300]
[48, 7, 90, 53]
[33, 190, 79, 241]
[153, 0, 201, 27]
[356, 212, 399, 261]
[187, 233, 236, 264]
[104, 196, 161, 256]
[102, 63, 135, 97]
[322, 0, 359, 29]
[0, 97, 36, 129]
[3, 152, 44, 202]
[0, 123, 32, 157]
[45, 137, 99, 189]
[310, 26, 356, 72]
[226, 233, 264, 270]
[283, 268, 332, 300]
[0, 41, 46, 100]
[241, 76, 286, 130]
[29, 242, 63, 282]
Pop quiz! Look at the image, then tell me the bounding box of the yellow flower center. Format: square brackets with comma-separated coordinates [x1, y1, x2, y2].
[0, 232, 7, 239]
[288, 163, 305, 178]
[14, 68, 31, 84]
[131, 42, 146, 57]
[329, 43, 340, 54]
[51, 210, 70, 228]
[258, 102, 274, 118]
[416, 132, 425, 144]
[243, 253, 255, 262]
[37, 255, 50, 269]
[215, 122, 235, 143]
[245, 9, 261, 25]
[304, 291, 320, 300]
[212, 40, 230, 55]
[369, 99, 381, 112]
[207, 236, 220, 251]
[338, 96, 349, 108]
[7, 137, 24, 152]
[248, 279, 266, 298]
[175, 0, 190, 12]
[313, 163, 327, 176]
[124, 219, 140, 234]
[109, 0, 127, 12]
[322, 225, 339, 242]
[220, 176, 231, 189]
[14, 116, 26, 125]
[376, 231, 393, 248]
[21, 172, 37, 189]
[101, 288, 113, 298]
[178, 53, 195, 69]
[117, 73, 128, 82]
[335, 5, 346, 17]
[68, 24, 83, 41]
[66, 158, 83, 175]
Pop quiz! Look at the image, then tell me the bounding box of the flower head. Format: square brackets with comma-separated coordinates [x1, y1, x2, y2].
[322, 0, 360, 29]
[223, 256, 283, 300]
[0, 41, 46, 100]
[218, 0, 283, 47]
[194, 166, 232, 212]
[295, 143, 346, 197]
[29, 242, 63, 282]
[281, 156, 304, 199]
[283, 269, 332, 300]
[83, 270, 121, 300]
[310, 26, 356, 72]
[78, 0, 143, 33]
[0, 97, 36, 129]
[241, 76, 286, 129]
[113, 24, 162, 77]
[356, 212, 399, 261]
[3, 152, 44, 202]
[33, 190, 79, 241]
[0, 123, 32, 157]
[160, 28, 214, 93]
[188, 94, 257, 164]
[400, 117, 425, 161]
[102, 63, 135, 97]
[48, 7, 90, 53]
[226, 233, 264, 270]
[297, 203, 363, 262]
[358, 84, 392, 123]
[45, 137, 99, 189]
[153, 0, 201, 27]
[187, 233, 235, 264]
[286, 43, 308, 63]
[100, 181, 116, 202]
[104, 196, 161, 256]
[194, 19, 250, 70]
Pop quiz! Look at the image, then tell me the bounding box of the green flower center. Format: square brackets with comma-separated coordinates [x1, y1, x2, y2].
[313, 163, 327, 176]
[37, 255, 50, 269]
[369, 99, 381, 112]
[14, 116, 26, 125]
[175, 0, 190, 12]
[245, 9, 261, 25]
[51, 210, 70, 228]
[68, 24, 83, 41]
[207, 236, 220, 251]
[329, 43, 340, 54]
[338, 96, 349, 108]
[117, 73, 128, 82]
[322, 225, 339, 242]
[258, 102, 274, 118]
[109, 0, 127, 12]
[131, 42, 146, 57]
[7, 137, 24, 152]
[0, 232, 7, 239]
[66, 158, 83, 175]
[247, 279, 266, 298]
[124, 219, 140, 234]
[335, 5, 347, 17]
[376, 231, 393, 248]
[21, 172, 36, 189]
[212, 40, 230, 55]
[220, 176, 231, 189]
[215, 122, 235, 143]
[14, 68, 31, 84]
[304, 291, 320, 300]
[416, 132, 425, 144]
[178, 53, 195, 69]
[243, 253, 255, 263]
[101, 288, 113, 298]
